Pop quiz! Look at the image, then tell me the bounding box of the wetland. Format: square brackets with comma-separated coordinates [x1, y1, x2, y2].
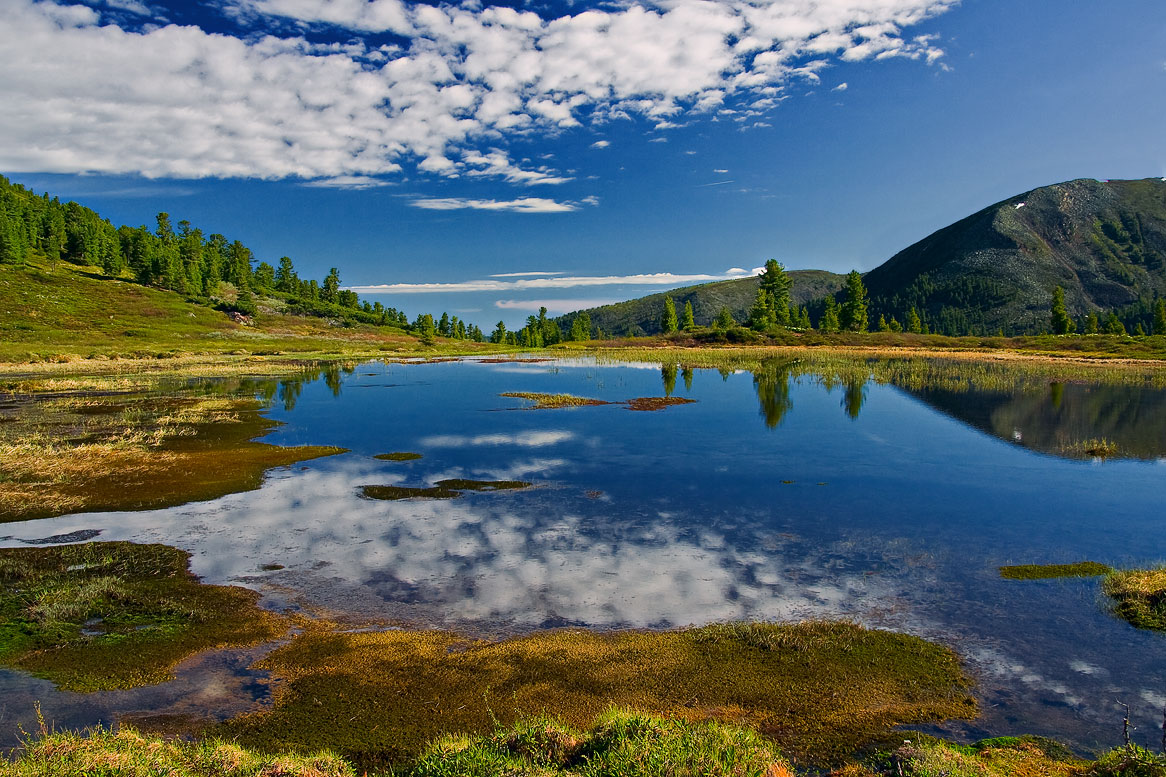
[2, 351, 1166, 771]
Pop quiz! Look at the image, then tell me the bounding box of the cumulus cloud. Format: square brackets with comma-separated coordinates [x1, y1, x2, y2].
[348, 268, 756, 293]
[0, 0, 954, 182]
[490, 271, 568, 278]
[832, 82, 849, 91]
[590, 140, 611, 149]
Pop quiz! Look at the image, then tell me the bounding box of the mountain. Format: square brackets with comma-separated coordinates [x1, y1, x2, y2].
[563, 178, 1166, 337]
[863, 177, 1166, 334]
[557, 270, 846, 337]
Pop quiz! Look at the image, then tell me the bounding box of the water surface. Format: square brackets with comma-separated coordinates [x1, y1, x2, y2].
[2, 356, 1165, 753]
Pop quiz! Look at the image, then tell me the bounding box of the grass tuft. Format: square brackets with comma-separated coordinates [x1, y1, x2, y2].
[999, 562, 1112, 580]
[1103, 566, 1166, 630]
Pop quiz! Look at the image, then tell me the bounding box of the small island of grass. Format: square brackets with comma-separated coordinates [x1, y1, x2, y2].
[374, 452, 423, 461]
[999, 561, 1112, 580]
[500, 392, 612, 409]
[0, 542, 285, 692]
[1103, 566, 1166, 630]
[362, 479, 532, 501]
[624, 397, 698, 411]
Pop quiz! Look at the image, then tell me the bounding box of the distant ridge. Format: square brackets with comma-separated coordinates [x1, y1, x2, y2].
[561, 178, 1166, 337]
[556, 270, 846, 337]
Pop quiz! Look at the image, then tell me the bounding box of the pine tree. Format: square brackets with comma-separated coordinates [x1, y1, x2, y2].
[681, 300, 695, 330]
[877, 314, 889, 332]
[906, 307, 922, 334]
[840, 270, 868, 332]
[759, 260, 792, 326]
[888, 316, 903, 332]
[714, 306, 736, 330]
[748, 287, 772, 331]
[661, 296, 678, 333]
[1050, 286, 1074, 334]
[1154, 299, 1166, 335]
[1084, 311, 1100, 334]
[1103, 311, 1127, 335]
[821, 296, 840, 333]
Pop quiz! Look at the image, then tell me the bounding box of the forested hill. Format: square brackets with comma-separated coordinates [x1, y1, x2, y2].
[556, 270, 846, 337]
[862, 177, 1166, 335]
[0, 175, 484, 341]
[561, 177, 1166, 337]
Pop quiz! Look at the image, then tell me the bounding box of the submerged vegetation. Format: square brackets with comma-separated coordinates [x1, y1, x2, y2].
[999, 562, 1113, 580]
[362, 479, 532, 500]
[0, 372, 346, 521]
[222, 620, 973, 770]
[374, 452, 424, 461]
[0, 542, 284, 691]
[1103, 566, 1166, 630]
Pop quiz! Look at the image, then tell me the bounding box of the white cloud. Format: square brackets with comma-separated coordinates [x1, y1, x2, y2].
[0, 0, 955, 182]
[408, 197, 579, 213]
[495, 298, 621, 312]
[590, 140, 611, 149]
[302, 175, 394, 189]
[419, 431, 576, 447]
[713, 168, 729, 173]
[490, 271, 569, 278]
[832, 82, 849, 91]
[348, 267, 756, 293]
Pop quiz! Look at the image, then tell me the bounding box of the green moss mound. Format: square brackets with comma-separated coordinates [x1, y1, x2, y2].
[0, 726, 353, 777]
[1103, 566, 1166, 630]
[374, 452, 423, 461]
[222, 620, 974, 771]
[412, 709, 793, 777]
[362, 479, 531, 500]
[999, 562, 1112, 580]
[501, 392, 612, 409]
[0, 542, 285, 691]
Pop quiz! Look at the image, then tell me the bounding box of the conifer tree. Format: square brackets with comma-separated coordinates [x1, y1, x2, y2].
[682, 300, 696, 330]
[1154, 299, 1166, 335]
[661, 296, 678, 333]
[840, 270, 868, 332]
[906, 306, 922, 334]
[1103, 311, 1127, 335]
[1050, 285, 1074, 334]
[821, 295, 840, 333]
[714, 306, 736, 330]
[877, 314, 889, 332]
[759, 260, 792, 326]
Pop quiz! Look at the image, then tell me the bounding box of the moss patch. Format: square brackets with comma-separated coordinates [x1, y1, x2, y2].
[1103, 566, 1166, 630]
[411, 709, 794, 777]
[0, 725, 353, 777]
[0, 391, 345, 522]
[999, 562, 1112, 580]
[374, 452, 423, 461]
[362, 479, 532, 500]
[221, 620, 974, 771]
[869, 736, 1088, 777]
[0, 542, 286, 691]
[500, 392, 612, 409]
[623, 397, 698, 411]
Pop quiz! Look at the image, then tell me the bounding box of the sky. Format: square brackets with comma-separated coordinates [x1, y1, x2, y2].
[1, 0, 1164, 328]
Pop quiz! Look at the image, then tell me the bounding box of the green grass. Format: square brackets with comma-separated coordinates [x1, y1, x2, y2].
[221, 620, 974, 771]
[0, 725, 354, 777]
[999, 562, 1113, 580]
[374, 452, 424, 461]
[500, 392, 613, 409]
[362, 479, 532, 500]
[0, 542, 286, 691]
[408, 709, 793, 777]
[1103, 566, 1166, 630]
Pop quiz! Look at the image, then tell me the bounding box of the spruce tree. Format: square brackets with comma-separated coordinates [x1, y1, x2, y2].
[840, 270, 868, 332]
[906, 307, 922, 334]
[759, 260, 792, 326]
[1050, 285, 1074, 334]
[1154, 299, 1166, 335]
[661, 296, 678, 333]
[877, 314, 889, 332]
[714, 306, 736, 330]
[748, 287, 772, 331]
[821, 295, 840, 333]
[681, 300, 696, 330]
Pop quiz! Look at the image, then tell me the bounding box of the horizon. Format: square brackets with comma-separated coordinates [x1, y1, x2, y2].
[2, 0, 1163, 328]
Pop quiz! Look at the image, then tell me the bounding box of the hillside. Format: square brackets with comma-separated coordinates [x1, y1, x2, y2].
[557, 270, 846, 337]
[863, 177, 1166, 335]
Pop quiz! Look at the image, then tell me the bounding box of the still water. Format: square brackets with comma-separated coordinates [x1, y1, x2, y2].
[2, 356, 1165, 752]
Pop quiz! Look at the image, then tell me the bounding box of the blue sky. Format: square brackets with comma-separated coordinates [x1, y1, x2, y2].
[2, 0, 1163, 328]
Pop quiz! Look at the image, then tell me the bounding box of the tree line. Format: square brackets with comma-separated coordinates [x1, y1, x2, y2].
[0, 175, 485, 340]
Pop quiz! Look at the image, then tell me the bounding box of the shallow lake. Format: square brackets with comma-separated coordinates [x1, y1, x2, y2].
[2, 355, 1165, 753]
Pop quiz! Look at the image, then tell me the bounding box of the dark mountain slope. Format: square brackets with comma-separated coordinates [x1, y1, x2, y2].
[863, 177, 1166, 334]
[558, 270, 846, 336]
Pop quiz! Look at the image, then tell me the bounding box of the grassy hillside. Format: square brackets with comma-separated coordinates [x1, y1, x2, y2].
[863, 177, 1166, 335]
[0, 258, 449, 362]
[557, 270, 845, 337]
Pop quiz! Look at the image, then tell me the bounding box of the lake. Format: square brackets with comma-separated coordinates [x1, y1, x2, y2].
[2, 354, 1165, 753]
